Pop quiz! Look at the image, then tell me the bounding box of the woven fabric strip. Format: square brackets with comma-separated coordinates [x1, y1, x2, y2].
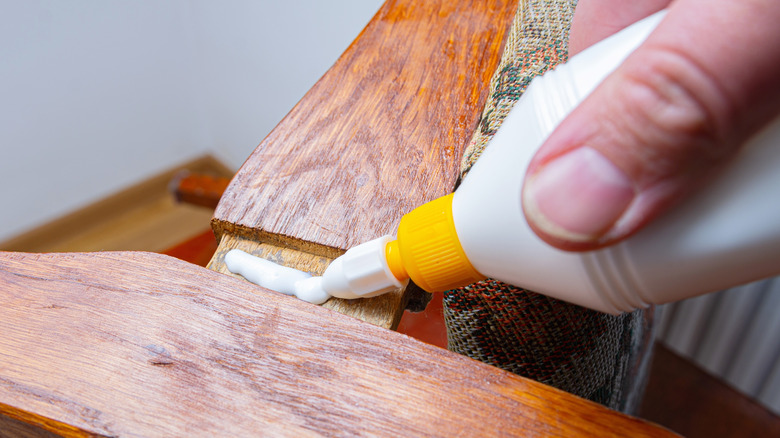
[445, 0, 654, 414]
[460, 0, 571, 174]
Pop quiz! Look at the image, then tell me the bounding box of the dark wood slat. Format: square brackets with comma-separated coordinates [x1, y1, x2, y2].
[163, 229, 219, 267]
[640, 343, 780, 438]
[0, 251, 675, 437]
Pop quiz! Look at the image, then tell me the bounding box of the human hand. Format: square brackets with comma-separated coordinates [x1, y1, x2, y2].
[521, 0, 780, 251]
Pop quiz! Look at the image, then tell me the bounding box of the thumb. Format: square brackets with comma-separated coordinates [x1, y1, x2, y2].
[522, 0, 780, 251]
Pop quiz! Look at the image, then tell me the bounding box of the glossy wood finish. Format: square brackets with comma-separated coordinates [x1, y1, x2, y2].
[0, 251, 675, 437]
[208, 0, 519, 327]
[212, 0, 518, 251]
[171, 173, 231, 210]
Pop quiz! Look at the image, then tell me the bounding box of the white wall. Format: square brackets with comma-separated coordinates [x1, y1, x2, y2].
[0, 0, 383, 242]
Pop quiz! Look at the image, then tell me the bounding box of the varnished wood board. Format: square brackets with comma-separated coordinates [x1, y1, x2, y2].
[640, 343, 780, 437]
[0, 251, 675, 437]
[212, 0, 519, 251]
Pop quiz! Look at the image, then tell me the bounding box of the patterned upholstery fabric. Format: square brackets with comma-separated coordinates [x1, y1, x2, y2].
[445, 0, 655, 414]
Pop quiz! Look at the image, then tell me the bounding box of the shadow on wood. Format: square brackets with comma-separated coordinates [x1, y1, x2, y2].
[641, 343, 780, 437]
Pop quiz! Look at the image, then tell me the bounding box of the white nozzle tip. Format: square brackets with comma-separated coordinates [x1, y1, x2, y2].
[321, 236, 408, 299]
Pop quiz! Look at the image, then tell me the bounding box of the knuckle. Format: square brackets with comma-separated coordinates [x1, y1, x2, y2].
[615, 47, 734, 170]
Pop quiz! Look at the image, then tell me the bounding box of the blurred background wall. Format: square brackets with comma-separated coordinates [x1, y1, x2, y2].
[0, 0, 383, 241]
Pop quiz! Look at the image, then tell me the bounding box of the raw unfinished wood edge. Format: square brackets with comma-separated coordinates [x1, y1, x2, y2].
[207, 230, 410, 330]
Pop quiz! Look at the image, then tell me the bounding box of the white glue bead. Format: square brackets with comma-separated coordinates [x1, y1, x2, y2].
[225, 249, 329, 304]
[294, 277, 330, 304]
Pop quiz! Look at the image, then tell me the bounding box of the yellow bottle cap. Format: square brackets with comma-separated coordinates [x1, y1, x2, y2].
[385, 194, 485, 292]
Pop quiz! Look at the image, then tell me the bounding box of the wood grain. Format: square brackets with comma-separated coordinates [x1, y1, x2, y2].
[0, 251, 675, 437]
[209, 0, 518, 327]
[211, 0, 518, 251]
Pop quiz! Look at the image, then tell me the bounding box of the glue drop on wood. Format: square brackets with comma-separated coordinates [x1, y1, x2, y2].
[323, 10, 780, 314]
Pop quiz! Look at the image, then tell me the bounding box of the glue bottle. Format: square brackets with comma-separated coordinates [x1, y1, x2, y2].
[320, 11, 780, 314]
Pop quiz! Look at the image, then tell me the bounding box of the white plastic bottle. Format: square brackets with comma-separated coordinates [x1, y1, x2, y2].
[321, 11, 780, 314]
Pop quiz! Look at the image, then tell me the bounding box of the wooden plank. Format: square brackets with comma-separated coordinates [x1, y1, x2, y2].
[640, 343, 780, 438]
[212, 0, 517, 250]
[171, 173, 231, 210]
[209, 0, 519, 326]
[163, 229, 220, 268]
[0, 251, 675, 437]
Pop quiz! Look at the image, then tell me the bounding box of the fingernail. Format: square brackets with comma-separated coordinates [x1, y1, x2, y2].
[523, 147, 635, 242]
